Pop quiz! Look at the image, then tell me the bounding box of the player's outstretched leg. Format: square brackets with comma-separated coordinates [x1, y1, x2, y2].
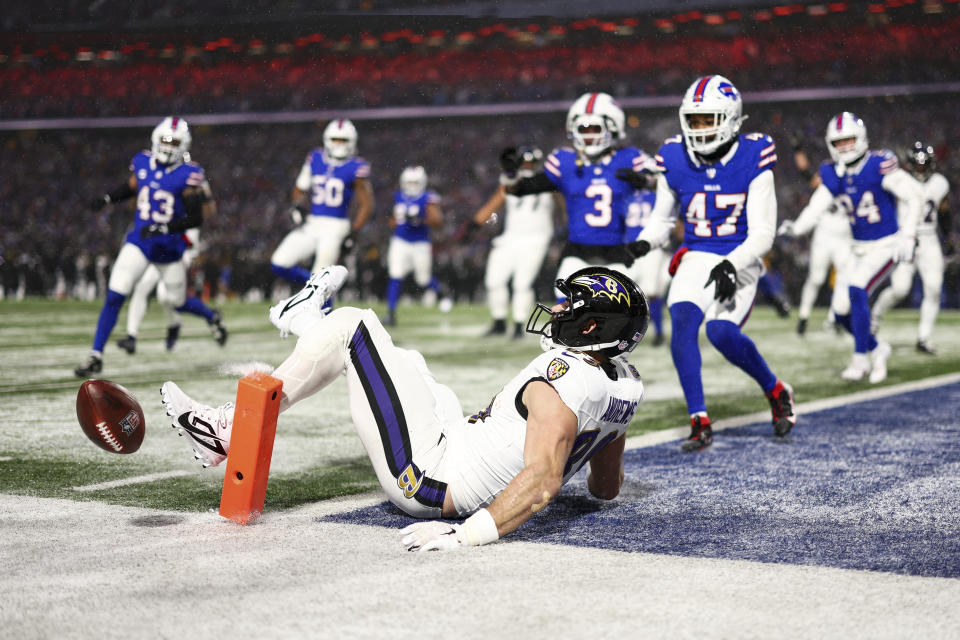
[765, 380, 797, 437]
[269, 265, 349, 338]
[161, 381, 234, 468]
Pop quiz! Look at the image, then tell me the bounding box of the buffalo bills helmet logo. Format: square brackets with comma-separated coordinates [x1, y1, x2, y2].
[570, 274, 630, 305]
[717, 81, 738, 100]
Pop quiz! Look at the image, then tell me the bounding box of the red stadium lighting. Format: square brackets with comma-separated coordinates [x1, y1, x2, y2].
[725, 9, 742, 19]
[828, 2, 849, 10]
[754, 9, 774, 19]
[868, 3, 887, 10]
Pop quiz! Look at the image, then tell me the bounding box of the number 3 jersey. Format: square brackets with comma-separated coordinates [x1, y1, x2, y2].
[656, 132, 776, 255]
[127, 151, 207, 264]
[294, 149, 370, 220]
[544, 146, 652, 246]
[440, 347, 644, 516]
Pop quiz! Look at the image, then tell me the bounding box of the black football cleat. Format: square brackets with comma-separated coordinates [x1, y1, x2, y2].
[166, 324, 181, 351]
[208, 310, 228, 347]
[484, 319, 507, 336]
[772, 295, 791, 318]
[681, 415, 713, 452]
[116, 335, 136, 355]
[651, 333, 665, 347]
[74, 354, 103, 378]
[766, 380, 797, 437]
[916, 341, 936, 355]
[511, 323, 524, 340]
[796, 318, 807, 336]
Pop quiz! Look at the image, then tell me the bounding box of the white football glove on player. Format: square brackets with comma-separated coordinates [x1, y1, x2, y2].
[401, 508, 499, 552]
[893, 235, 917, 264]
[777, 220, 796, 238]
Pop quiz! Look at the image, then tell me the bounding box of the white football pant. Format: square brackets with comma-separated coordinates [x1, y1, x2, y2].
[387, 237, 433, 286]
[484, 233, 551, 322]
[668, 250, 763, 324]
[831, 236, 897, 315]
[626, 246, 671, 300]
[108, 243, 186, 308]
[271, 215, 351, 274]
[798, 213, 852, 320]
[871, 233, 943, 342]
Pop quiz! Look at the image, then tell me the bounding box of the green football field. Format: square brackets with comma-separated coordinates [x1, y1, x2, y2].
[2, 297, 958, 513]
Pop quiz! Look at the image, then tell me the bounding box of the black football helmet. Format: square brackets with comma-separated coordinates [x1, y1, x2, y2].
[906, 140, 936, 179]
[526, 267, 649, 358]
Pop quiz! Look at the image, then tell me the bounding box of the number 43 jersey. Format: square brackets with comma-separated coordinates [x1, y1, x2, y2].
[441, 348, 644, 515]
[295, 149, 371, 219]
[657, 132, 777, 255]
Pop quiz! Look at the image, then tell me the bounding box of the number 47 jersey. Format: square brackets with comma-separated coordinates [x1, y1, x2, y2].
[657, 132, 777, 254]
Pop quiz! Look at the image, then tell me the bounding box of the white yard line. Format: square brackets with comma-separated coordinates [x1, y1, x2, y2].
[70, 469, 196, 492]
[625, 371, 960, 450]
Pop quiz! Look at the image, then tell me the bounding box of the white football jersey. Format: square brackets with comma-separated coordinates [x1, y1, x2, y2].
[915, 172, 950, 235]
[440, 348, 644, 515]
[502, 192, 554, 237]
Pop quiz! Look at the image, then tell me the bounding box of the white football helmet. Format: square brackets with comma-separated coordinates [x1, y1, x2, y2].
[399, 165, 427, 198]
[679, 75, 744, 156]
[323, 119, 358, 161]
[151, 116, 191, 166]
[566, 92, 625, 159]
[825, 112, 869, 167]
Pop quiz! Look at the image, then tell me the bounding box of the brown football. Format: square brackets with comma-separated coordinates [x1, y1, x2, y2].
[76, 379, 145, 454]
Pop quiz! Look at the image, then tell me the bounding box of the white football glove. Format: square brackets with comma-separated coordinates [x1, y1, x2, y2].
[498, 172, 520, 187]
[894, 235, 917, 264]
[777, 220, 796, 238]
[401, 521, 466, 552]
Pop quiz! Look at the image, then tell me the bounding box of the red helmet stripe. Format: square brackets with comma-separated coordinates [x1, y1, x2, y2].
[835, 114, 844, 131]
[693, 76, 712, 103]
[171, 117, 179, 129]
[584, 93, 599, 114]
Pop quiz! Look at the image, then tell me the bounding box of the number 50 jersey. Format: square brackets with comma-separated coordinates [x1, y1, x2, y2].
[657, 133, 777, 255]
[295, 149, 371, 220]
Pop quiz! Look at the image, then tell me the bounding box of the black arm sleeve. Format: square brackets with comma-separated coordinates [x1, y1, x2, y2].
[166, 190, 205, 233]
[509, 172, 558, 197]
[938, 204, 952, 238]
[106, 181, 136, 203]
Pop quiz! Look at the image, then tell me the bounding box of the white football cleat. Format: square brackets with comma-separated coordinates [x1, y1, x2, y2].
[269, 265, 348, 338]
[840, 353, 870, 381]
[868, 341, 892, 384]
[161, 381, 234, 468]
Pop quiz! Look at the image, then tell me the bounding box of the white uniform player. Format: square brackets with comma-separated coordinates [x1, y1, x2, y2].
[270, 119, 373, 288]
[473, 147, 556, 338]
[161, 265, 649, 549]
[786, 113, 922, 383]
[871, 141, 951, 353]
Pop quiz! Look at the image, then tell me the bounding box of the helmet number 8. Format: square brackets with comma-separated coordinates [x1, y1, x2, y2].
[311, 175, 345, 208]
[584, 183, 613, 227]
[137, 186, 175, 224]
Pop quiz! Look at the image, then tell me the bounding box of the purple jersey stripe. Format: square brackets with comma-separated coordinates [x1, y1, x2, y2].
[349, 322, 446, 509]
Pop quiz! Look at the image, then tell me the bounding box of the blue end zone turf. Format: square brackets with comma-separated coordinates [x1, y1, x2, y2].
[320, 381, 960, 578]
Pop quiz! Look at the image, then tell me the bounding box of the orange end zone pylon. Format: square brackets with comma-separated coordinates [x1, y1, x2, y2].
[219, 372, 283, 525]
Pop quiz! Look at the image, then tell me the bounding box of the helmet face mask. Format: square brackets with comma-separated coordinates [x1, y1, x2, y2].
[566, 92, 625, 159]
[151, 116, 191, 166]
[526, 267, 648, 358]
[679, 75, 743, 157]
[323, 119, 358, 161]
[825, 112, 869, 167]
[399, 165, 428, 198]
[517, 145, 543, 178]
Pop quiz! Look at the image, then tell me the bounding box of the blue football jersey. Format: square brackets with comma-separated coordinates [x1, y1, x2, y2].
[391, 190, 440, 243]
[818, 150, 900, 241]
[657, 133, 777, 255]
[544, 146, 651, 246]
[126, 152, 206, 264]
[623, 189, 657, 240]
[304, 150, 371, 219]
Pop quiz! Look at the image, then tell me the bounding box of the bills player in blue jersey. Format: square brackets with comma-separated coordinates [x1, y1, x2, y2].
[502, 92, 656, 294]
[623, 189, 670, 346]
[383, 166, 446, 326]
[780, 113, 922, 382]
[627, 75, 796, 450]
[76, 117, 212, 377]
[270, 119, 373, 290]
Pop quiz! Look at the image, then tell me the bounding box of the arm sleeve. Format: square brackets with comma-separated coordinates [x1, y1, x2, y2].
[791, 183, 835, 237]
[510, 172, 558, 197]
[294, 159, 312, 192]
[166, 190, 204, 233]
[882, 169, 923, 238]
[636, 175, 678, 247]
[725, 169, 776, 272]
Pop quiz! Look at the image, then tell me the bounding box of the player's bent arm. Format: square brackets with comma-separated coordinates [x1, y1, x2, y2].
[485, 380, 578, 538]
[726, 169, 776, 272]
[791, 183, 834, 237]
[351, 177, 374, 231]
[637, 175, 677, 246]
[425, 202, 443, 229]
[586, 433, 625, 500]
[472, 188, 507, 225]
[882, 169, 923, 238]
[508, 172, 558, 197]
